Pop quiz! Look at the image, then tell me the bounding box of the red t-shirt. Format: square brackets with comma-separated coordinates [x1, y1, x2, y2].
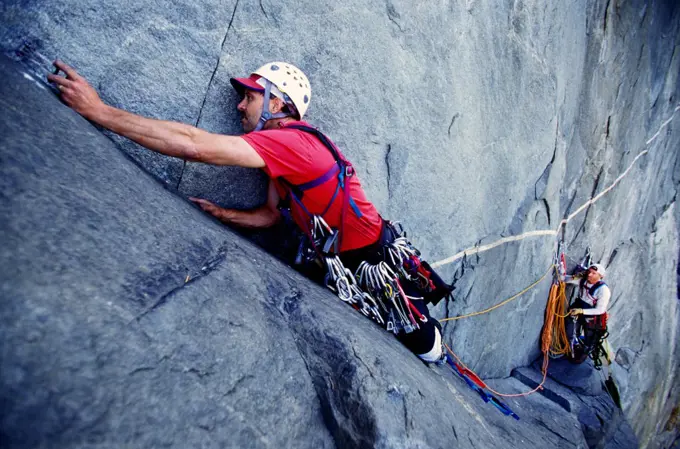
[241, 121, 382, 252]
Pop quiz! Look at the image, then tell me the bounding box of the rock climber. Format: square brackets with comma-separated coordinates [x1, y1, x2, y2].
[565, 263, 611, 350]
[48, 59, 453, 364]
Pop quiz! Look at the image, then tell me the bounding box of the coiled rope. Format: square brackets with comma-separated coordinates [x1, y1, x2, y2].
[546, 281, 570, 358]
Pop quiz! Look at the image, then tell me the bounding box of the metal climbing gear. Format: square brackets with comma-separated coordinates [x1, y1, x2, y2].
[580, 247, 592, 271]
[355, 259, 421, 334]
[308, 216, 385, 326]
[569, 315, 587, 363]
[299, 211, 432, 336]
[556, 241, 567, 280]
[383, 230, 454, 306]
[278, 127, 449, 340]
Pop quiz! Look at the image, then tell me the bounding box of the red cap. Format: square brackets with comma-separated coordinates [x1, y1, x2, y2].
[230, 74, 264, 95]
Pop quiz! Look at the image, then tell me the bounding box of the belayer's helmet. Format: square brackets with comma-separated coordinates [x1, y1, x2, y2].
[230, 62, 311, 131]
[588, 263, 606, 278]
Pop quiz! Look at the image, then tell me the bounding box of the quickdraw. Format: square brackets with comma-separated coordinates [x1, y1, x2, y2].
[355, 260, 420, 334]
[310, 216, 386, 326]
[306, 215, 431, 335]
[386, 233, 453, 305]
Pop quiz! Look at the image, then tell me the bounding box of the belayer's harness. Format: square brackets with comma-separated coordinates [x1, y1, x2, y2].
[570, 278, 609, 369]
[578, 279, 608, 330]
[583, 280, 607, 298]
[278, 126, 453, 335]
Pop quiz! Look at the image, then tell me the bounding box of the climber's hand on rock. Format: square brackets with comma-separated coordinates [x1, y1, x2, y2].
[190, 197, 225, 219]
[48, 60, 104, 119]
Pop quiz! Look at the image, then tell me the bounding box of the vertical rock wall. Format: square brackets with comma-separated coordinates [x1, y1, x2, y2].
[2, 0, 678, 446]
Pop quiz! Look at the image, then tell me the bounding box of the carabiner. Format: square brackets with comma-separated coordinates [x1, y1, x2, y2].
[336, 277, 352, 302]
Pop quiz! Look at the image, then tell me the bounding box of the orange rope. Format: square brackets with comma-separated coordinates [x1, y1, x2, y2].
[443, 280, 569, 398]
[444, 342, 548, 398]
[547, 282, 570, 357]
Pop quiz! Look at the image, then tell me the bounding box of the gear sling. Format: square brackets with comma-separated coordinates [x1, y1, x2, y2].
[277, 125, 453, 356]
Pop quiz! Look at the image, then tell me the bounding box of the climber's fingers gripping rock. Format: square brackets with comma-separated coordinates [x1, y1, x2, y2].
[189, 198, 225, 219]
[47, 60, 104, 118]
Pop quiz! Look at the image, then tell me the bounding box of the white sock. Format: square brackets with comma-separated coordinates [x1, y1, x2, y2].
[417, 327, 443, 362]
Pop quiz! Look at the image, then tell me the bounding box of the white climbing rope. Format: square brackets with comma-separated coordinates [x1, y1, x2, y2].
[431, 104, 680, 269]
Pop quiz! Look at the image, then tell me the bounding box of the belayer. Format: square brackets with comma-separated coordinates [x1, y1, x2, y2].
[48, 60, 453, 364]
[564, 263, 611, 364]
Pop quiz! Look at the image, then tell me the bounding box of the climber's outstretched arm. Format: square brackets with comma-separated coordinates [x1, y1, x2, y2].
[47, 60, 264, 168]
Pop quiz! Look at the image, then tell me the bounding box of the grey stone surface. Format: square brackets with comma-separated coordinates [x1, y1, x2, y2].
[615, 347, 638, 371]
[1, 0, 239, 187]
[1, 54, 620, 449]
[1, 0, 679, 447]
[536, 358, 604, 397]
[509, 366, 638, 449]
[0, 56, 333, 449]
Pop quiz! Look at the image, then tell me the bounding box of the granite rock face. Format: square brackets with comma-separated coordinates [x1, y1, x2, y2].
[1, 0, 679, 447]
[1, 55, 634, 448]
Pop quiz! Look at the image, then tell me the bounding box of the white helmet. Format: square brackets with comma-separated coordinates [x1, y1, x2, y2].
[230, 62, 311, 130]
[588, 263, 606, 278]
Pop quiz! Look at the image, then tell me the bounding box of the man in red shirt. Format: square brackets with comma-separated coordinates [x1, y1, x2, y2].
[48, 60, 449, 364]
[191, 63, 383, 253]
